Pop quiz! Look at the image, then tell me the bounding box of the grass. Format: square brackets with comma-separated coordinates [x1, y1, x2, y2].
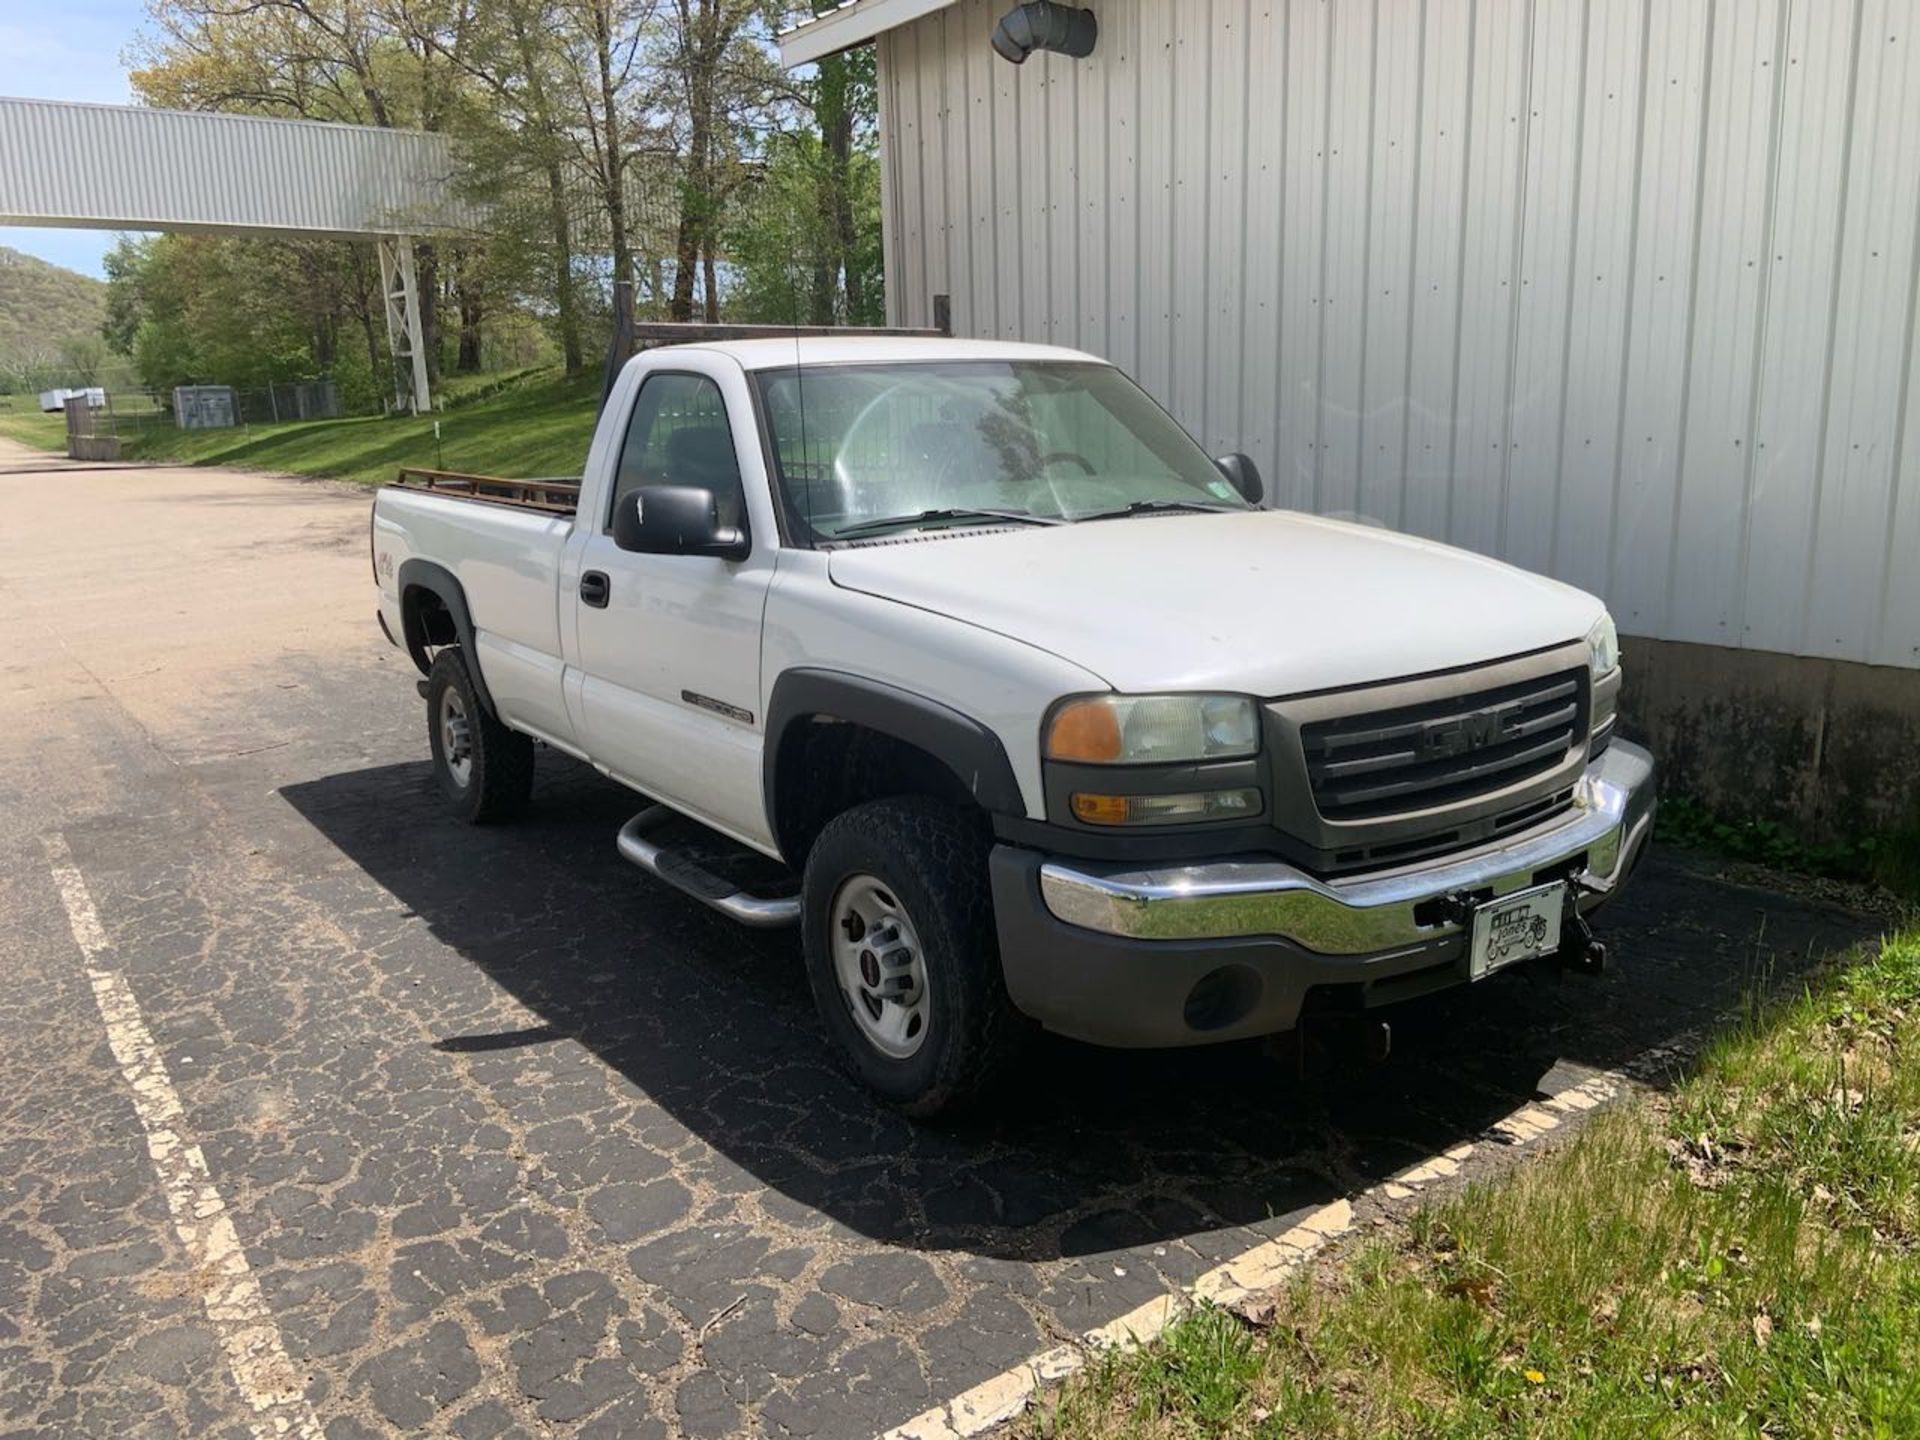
[121, 367, 599, 486]
[0, 395, 67, 450]
[1022, 925, 1920, 1438]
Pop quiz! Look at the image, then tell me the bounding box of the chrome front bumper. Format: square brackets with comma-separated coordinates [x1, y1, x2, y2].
[1038, 741, 1656, 955]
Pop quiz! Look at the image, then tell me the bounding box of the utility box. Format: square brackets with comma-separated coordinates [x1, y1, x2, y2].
[173, 385, 238, 430]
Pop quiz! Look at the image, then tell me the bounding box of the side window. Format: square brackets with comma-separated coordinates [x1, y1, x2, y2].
[608, 372, 746, 533]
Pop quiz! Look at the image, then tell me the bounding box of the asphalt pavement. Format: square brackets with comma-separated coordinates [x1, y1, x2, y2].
[0, 439, 1878, 1438]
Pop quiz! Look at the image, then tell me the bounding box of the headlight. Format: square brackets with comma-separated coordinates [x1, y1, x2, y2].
[1045, 694, 1261, 765]
[1586, 613, 1619, 678]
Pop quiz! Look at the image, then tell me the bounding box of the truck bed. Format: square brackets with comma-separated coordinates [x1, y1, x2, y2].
[391, 467, 580, 515]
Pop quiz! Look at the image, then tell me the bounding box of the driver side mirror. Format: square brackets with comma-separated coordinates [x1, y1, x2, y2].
[611, 486, 748, 560]
[1214, 453, 1264, 505]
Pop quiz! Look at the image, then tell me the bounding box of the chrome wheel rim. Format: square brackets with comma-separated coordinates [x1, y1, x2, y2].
[829, 875, 929, 1060]
[439, 687, 473, 788]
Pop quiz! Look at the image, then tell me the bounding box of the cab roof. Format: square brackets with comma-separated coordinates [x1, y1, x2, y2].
[650, 335, 1105, 371]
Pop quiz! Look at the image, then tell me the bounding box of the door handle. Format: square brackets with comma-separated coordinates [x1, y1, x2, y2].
[579, 570, 610, 608]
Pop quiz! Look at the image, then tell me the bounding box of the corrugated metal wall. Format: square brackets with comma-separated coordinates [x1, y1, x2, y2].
[0, 97, 467, 237]
[876, 0, 1920, 669]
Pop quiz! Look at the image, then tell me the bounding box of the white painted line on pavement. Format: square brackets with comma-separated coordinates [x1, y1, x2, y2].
[43, 833, 324, 1440]
[877, 1064, 1636, 1440]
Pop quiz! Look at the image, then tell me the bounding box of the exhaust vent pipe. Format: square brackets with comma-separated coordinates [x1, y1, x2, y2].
[991, 2, 1098, 64]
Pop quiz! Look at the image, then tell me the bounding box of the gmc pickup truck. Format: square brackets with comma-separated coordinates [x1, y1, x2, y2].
[372, 334, 1655, 1117]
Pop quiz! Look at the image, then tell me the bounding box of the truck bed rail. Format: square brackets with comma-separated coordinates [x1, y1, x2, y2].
[390, 467, 580, 515]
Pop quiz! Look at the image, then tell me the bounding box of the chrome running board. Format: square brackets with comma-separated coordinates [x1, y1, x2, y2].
[616, 806, 801, 928]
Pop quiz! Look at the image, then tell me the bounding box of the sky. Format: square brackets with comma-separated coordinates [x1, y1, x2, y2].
[0, 0, 148, 277]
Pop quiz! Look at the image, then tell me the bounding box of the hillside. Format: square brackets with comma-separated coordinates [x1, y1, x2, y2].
[0, 245, 107, 365]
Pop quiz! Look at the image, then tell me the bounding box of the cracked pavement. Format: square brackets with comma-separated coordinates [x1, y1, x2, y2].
[0, 440, 1880, 1437]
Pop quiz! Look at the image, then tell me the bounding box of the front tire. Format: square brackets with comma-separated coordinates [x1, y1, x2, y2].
[426, 649, 534, 823]
[801, 797, 1022, 1117]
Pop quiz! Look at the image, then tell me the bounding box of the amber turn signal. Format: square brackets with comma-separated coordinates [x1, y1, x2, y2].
[1069, 788, 1262, 826]
[1070, 792, 1133, 824]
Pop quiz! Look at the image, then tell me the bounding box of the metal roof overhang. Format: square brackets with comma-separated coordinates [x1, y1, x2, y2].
[777, 0, 961, 67]
[0, 96, 475, 238]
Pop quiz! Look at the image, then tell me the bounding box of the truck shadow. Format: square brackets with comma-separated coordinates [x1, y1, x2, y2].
[282, 757, 1877, 1263]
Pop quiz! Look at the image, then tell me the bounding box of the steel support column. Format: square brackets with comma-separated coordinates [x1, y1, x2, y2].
[376, 235, 432, 414]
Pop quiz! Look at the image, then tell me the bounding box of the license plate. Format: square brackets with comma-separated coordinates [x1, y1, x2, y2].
[1467, 882, 1566, 980]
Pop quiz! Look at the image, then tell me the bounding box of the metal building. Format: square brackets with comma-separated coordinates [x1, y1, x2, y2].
[0, 96, 475, 412]
[784, 0, 1920, 678]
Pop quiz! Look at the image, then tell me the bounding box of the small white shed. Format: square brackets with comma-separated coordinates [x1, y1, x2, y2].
[38, 387, 106, 413]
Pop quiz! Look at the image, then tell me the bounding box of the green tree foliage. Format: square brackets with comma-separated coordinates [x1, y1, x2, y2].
[726, 129, 883, 326]
[110, 0, 886, 399]
[102, 234, 385, 411]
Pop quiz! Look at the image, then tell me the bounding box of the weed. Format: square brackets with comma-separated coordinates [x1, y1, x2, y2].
[1658, 795, 1920, 904]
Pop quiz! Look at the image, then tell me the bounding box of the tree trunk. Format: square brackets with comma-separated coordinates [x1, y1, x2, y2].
[816, 51, 859, 322]
[671, 105, 709, 321]
[546, 161, 583, 372]
[587, 0, 632, 288]
[671, 213, 698, 322]
[702, 240, 719, 322]
[829, 133, 861, 321]
[508, 0, 584, 372]
[671, 0, 718, 322]
[352, 246, 385, 404]
[456, 262, 484, 372]
[415, 241, 442, 385]
[809, 260, 833, 326]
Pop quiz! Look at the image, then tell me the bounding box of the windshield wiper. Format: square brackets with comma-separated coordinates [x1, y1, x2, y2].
[828, 507, 1065, 540]
[1076, 499, 1240, 522]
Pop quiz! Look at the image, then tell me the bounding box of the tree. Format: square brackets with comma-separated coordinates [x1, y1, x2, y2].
[807, 36, 876, 324]
[564, 0, 645, 293]
[726, 129, 879, 324]
[724, 25, 883, 327]
[58, 336, 110, 387]
[115, 0, 879, 396]
[135, 0, 469, 381]
[650, 0, 783, 320]
[100, 237, 152, 357]
[98, 232, 386, 408]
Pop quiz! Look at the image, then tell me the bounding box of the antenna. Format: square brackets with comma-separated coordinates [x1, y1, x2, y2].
[791, 245, 813, 541]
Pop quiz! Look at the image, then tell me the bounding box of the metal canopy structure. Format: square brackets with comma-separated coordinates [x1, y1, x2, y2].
[777, 0, 958, 66]
[0, 96, 476, 412]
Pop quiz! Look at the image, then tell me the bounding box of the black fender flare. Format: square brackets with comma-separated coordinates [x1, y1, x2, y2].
[763, 669, 1026, 846]
[396, 558, 499, 716]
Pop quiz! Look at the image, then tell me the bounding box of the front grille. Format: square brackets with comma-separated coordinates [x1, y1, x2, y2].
[1300, 667, 1585, 821]
[1324, 786, 1577, 872]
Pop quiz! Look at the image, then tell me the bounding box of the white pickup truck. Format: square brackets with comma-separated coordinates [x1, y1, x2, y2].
[372, 334, 1655, 1116]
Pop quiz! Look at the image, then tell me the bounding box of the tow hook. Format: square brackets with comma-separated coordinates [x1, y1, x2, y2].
[1557, 903, 1608, 976]
[1434, 890, 1488, 928]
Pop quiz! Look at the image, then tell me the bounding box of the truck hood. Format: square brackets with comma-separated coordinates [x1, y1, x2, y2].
[826, 511, 1604, 696]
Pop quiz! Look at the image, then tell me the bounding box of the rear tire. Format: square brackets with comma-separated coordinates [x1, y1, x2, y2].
[426, 649, 534, 823]
[801, 797, 1023, 1118]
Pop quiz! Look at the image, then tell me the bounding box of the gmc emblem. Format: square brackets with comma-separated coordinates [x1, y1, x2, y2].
[1419, 709, 1514, 760]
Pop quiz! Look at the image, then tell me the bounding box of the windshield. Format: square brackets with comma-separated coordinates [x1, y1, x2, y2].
[753, 361, 1249, 542]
